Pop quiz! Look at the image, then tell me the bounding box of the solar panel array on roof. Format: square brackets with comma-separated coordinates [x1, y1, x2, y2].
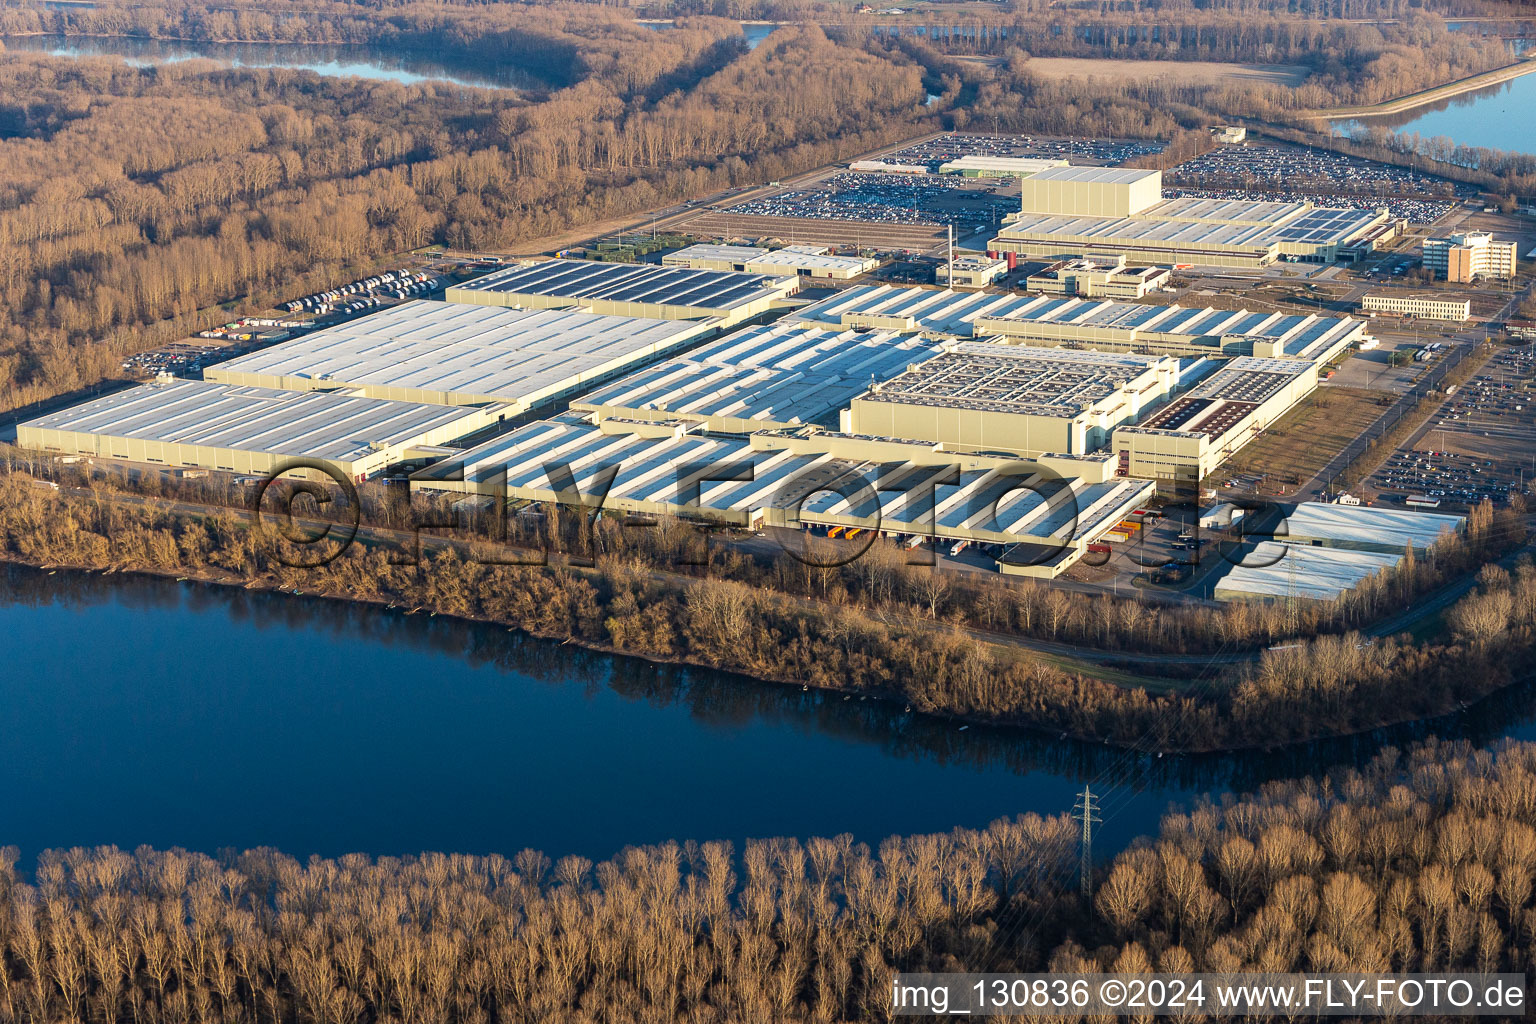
[455, 260, 792, 312]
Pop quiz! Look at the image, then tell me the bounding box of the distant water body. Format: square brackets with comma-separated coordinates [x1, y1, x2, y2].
[0, 33, 540, 90]
[1331, 52, 1536, 158]
[4, 564, 1536, 869]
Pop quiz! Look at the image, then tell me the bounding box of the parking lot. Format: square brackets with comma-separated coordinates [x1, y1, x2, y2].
[885, 132, 1166, 168]
[724, 171, 1016, 236]
[1367, 345, 1536, 507]
[1168, 141, 1476, 205]
[1164, 186, 1453, 224]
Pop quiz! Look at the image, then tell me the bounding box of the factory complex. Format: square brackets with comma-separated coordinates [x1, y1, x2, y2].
[21, 135, 1463, 590]
[990, 167, 1392, 267]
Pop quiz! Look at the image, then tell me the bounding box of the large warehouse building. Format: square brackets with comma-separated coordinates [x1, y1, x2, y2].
[989, 168, 1389, 267]
[570, 323, 941, 433]
[17, 378, 504, 482]
[444, 260, 800, 325]
[411, 412, 1153, 577]
[843, 343, 1181, 457]
[1111, 357, 1319, 487]
[203, 302, 719, 413]
[1209, 504, 1463, 601]
[972, 297, 1369, 363]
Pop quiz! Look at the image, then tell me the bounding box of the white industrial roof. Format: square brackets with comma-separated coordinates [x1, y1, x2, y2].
[745, 249, 874, 273]
[793, 285, 1043, 336]
[1023, 166, 1161, 185]
[204, 302, 715, 408]
[417, 414, 1152, 544]
[665, 244, 771, 263]
[1212, 542, 1403, 602]
[22, 378, 495, 463]
[572, 323, 942, 429]
[1279, 502, 1462, 553]
[938, 155, 1069, 175]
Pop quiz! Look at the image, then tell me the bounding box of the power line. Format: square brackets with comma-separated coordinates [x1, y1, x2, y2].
[1073, 785, 1101, 902]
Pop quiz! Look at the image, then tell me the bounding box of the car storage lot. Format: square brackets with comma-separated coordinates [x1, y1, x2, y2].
[883, 132, 1164, 168]
[1368, 345, 1536, 508]
[1168, 141, 1475, 202]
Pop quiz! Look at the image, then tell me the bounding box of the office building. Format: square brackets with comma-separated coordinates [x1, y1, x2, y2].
[1422, 232, 1517, 282]
[1361, 294, 1471, 321]
[1026, 256, 1170, 299]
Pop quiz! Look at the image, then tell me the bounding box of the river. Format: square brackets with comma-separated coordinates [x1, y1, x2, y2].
[0, 34, 542, 90]
[1331, 55, 1536, 158]
[6, 564, 1536, 868]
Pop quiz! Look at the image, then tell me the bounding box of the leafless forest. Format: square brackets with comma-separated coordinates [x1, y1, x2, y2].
[0, 739, 1529, 1021]
[1, 0, 1532, 420]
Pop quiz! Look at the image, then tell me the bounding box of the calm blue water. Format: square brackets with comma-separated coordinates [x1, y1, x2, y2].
[4, 566, 1533, 866]
[639, 20, 780, 50]
[0, 34, 538, 89]
[1333, 67, 1536, 157]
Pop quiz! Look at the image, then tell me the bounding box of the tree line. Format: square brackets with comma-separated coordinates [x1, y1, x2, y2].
[0, 4, 932, 416]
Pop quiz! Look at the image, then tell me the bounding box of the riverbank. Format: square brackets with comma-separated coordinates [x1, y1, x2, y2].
[1299, 55, 1536, 120]
[3, 519, 1532, 758]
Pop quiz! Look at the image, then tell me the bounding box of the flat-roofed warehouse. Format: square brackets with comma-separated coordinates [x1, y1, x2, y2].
[972, 296, 1368, 363]
[1272, 502, 1462, 554]
[17, 378, 505, 481]
[411, 413, 1153, 577]
[1111, 357, 1318, 487]
[570, 323, 941, 433]
[1211, 542, 1405, 602]
[203, 302, 718, 413]
[443, 260, 800, 325]
[664, 243, 878, 280]
[844, 343, 1180, 456]
[990, 167, 1389, 267]
[938, 155, 1069, 178]
[792, 285, 1043, 336]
